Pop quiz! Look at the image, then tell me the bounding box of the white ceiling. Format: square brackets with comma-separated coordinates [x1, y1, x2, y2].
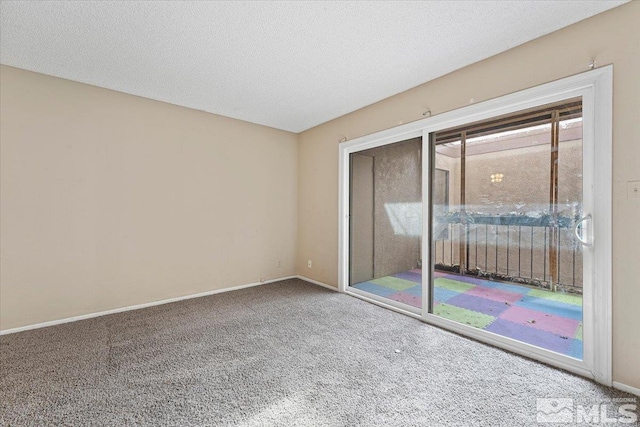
[0, 1, 627, 133]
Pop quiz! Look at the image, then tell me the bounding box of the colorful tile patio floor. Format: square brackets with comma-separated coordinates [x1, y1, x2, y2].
[351, 269, 583, 359]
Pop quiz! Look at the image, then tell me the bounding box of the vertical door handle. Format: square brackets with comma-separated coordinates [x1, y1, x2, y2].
[574, 214, 593, 247]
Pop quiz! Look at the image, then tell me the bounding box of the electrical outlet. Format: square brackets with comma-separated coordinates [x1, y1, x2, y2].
[277, 260, 282, 268]
[307, 260, 312, 268]
[628, 181, 640, 200]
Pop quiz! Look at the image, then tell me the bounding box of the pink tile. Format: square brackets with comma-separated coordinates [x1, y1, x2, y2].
[388, 292, 422, 308]
[500, 305, 581, 338]
[467, 285, 522, 304]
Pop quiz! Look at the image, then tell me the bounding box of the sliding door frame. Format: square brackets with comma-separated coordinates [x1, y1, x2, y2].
[339, 128, 424, 317]
[338, 66, 612, 385]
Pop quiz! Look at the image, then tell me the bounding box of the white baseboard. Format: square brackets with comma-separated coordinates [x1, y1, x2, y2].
[613, 381, 640, 397]
[0, 275, 297, 336]
[296, 275, 338, 291]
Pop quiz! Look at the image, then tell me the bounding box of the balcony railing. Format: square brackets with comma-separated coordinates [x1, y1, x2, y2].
[433, 212, 583, 294]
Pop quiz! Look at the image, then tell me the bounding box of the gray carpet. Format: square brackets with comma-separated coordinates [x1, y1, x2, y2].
[0, 279, 636, 426]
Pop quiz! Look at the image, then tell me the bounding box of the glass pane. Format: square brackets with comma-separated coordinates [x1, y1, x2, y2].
[349, 138, 423, 309]
[430, 99, 584, 359]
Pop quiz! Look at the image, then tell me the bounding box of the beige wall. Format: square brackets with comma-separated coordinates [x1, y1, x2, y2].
[0, 65, 298, 331]
[1, 2, 637, 389]
[297, 2, 640, 388]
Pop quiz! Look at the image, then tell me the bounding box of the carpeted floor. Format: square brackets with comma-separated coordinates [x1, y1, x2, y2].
[0, 279, 634, 426]
[352, 270, 583, 359]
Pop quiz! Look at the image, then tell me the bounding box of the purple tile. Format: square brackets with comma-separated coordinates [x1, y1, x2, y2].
[447, 293, 511, 317]
[485, 319, 572, 355]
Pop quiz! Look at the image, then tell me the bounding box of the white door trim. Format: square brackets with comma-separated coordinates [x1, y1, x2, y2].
[338, 66, 613, 385]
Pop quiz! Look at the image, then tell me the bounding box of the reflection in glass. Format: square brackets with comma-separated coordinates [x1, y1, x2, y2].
[430, 99, 584, 359]
[349, 138, 423, 309]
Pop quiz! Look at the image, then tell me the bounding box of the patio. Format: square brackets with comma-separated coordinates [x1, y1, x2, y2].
[351, 269, 583, 359]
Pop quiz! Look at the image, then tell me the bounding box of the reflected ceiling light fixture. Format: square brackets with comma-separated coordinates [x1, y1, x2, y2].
[490, 173, 504, 183]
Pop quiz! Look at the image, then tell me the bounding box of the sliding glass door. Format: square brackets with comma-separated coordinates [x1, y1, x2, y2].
[340, 67, 611, 383]
[348, 138, 423, 311]
[428, 99, 587, 359]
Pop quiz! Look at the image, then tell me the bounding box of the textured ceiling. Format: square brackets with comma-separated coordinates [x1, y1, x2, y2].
[0, 1, 627, 133]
